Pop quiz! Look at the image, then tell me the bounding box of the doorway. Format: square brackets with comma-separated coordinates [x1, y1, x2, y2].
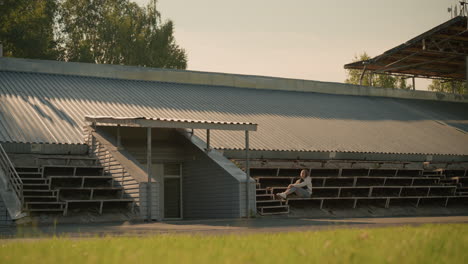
[163, 163, 182, 219]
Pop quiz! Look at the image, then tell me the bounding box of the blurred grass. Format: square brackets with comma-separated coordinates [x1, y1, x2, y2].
[1, 224, 468, 264]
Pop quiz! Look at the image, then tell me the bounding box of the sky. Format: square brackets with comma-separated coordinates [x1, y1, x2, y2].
[134, 0, 461, 90]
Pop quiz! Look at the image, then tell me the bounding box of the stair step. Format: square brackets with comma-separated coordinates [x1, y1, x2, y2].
[24, 195, 57, 202]
[256, 188, 269, 194]
[18, 172, 43, 178]
[256, 200, 284, 206]
[256, 194, 274, 201]
[23, 190, 57, 196]
[26, 202, 65, 210]
[23, 184, 50, 190]
[27, 208, 64, 212]
[258, 205, 289, 215]
[15, 167, 41, 173]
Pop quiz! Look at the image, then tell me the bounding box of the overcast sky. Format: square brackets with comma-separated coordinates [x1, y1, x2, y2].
[134, 0, 461, 89]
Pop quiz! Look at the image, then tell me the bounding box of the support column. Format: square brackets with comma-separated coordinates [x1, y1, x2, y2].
[146, 127, 152, 221]
[116, 125, 121, 150]
[466, 56, 468, 94]
[245, 130, 250, 218]
[206, 129, 210, 152]
[359, 66, 367, 86]
[412, 77, 416, 91]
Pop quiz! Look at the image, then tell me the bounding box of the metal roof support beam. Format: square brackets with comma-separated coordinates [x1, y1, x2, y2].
[116, 125, 121, 150]
[146, 127, 152, 221]
[245, 130, 250, 218]
[359, 65, 367, 86]
[206, 129, 211, 152]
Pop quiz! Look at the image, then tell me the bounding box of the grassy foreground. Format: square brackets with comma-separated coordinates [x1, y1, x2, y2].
[1, 224, 468, 264]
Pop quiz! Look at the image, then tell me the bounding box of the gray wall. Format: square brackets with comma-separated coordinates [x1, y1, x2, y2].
[183, 142, 241, 218]
[0, 197, 12, 226]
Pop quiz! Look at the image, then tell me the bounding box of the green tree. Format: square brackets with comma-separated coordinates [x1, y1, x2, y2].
[345, 52, 412, 89]
[0, 0, 59, 59]
[57, 0, 187, 69]
[428, 80, 467, 94]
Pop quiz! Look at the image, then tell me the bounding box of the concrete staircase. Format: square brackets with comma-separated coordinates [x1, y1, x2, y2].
[12, 155, 135, 216]
[255, 182, 289, 215]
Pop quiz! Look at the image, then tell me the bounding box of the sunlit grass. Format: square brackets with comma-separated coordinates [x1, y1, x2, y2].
[1, 224, 467, 264]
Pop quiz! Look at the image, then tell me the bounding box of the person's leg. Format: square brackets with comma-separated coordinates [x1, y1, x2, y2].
[294, 187, 310, 198]
[284, 187, 297, 196]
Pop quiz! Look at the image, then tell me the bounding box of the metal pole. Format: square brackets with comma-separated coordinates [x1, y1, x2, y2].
[146, 127, 152, 221]
[245, 130, 250, 218]
[466, 56, 468, 94]
[412, 77, 416, 91]
[359, 67, 367, 86]
[116, 125, 121, 150]
[206, 129, 210, 152]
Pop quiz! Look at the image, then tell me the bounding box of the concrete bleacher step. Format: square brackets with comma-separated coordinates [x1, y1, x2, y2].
[256, 194, 275, 201]
[15, 167, 41, 173]
[23, 184, 50, 190]
[256, 188, 269, 195]
[23, 189, 57, 196]
[18, 172, 43, 179]
[23, 195, 58, 202]
[258, 205, 289, 215]
[25, 202, 65, 210]
[20, 178, 48, 184]
[256, 200, 285, 207]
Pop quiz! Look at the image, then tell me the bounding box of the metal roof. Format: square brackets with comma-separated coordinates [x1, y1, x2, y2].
[84, 116, 257, 131]
[0, 71, 467, 155]
[344, 16, 468, 80]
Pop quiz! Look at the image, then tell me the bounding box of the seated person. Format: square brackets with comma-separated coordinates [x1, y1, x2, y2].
[276, 169, 312, 199]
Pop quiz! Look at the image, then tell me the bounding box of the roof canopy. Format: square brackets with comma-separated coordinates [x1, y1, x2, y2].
[344, 16, 468, 81]
[85, 116, 258, 131]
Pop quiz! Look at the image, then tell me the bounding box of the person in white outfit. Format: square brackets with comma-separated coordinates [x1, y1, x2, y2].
[276, 169, 312, 200]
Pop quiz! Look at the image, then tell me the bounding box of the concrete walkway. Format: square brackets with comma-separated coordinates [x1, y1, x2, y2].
[1, 215, 468, 238]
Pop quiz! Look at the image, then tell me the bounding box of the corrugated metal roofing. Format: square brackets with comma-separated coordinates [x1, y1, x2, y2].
[0, 71, 467, 155]
[84, 115, 257, 131]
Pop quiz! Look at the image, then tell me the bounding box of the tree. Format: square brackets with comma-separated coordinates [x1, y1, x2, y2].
[57, 0, 187, 69]
[428, 80, 467, 94]
[345, 52, 412, 89]
[0, 0, 59, 59]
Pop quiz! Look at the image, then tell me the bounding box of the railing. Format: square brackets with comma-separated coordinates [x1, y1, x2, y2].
[84, 128, 141, 205]
[0, 144, 23, 206]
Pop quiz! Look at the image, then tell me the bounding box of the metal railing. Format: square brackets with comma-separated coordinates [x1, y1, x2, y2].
[0, 144, 23, 205]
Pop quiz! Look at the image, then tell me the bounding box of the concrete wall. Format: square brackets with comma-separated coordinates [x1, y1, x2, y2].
[1, 57, 466, 103]
[0, 196, 13, 226]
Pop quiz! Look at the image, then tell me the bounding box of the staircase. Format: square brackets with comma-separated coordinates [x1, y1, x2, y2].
[13, 155, 135, 216]
[255, 182, 289, 215]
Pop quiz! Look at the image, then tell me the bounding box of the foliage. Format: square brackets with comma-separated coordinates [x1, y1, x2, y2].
[57, 0, 187, 68]
[428, 80, 467, 94]
[2, 224, 468, 264]
[0, 0, 187, 69]
[345, 52, 412, 89]
[0, 0, 59, 59]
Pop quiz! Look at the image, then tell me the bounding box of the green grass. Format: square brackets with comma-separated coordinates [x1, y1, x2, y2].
[1, 224, 468, 264]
